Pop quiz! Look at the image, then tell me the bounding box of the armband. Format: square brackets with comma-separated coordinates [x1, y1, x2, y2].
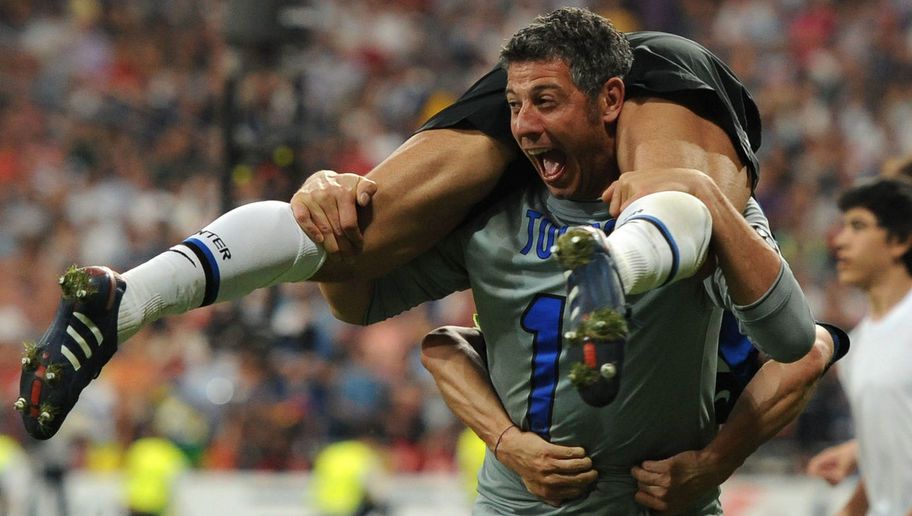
[817, 322, 850, 372]
[732, 261, 815, 363]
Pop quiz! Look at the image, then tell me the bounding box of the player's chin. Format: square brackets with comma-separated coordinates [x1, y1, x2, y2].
[835, 268, 860, 286]
[544, 181, 579, 200]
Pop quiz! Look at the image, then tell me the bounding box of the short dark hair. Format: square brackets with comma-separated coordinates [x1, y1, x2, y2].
[838, 178, 912, 274]
[500, 7, 633, 99]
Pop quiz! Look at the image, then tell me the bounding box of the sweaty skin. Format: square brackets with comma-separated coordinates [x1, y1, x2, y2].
[302, 129, 513, 282]
[421, 326, 599, 508]
[298, 97, 756, 284]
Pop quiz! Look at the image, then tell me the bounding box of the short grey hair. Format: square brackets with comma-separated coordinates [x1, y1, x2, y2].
[500, 7, 633, 99]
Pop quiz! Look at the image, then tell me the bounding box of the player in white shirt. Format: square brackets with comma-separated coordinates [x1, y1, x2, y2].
[808, 178, 912, 516]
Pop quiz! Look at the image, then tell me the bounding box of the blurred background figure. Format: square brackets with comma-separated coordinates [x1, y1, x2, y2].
[123, 434, 188, 516]
[455, 428, 486, 502]
[311, 423, 389, 516]
[0, 434, 29, 516]
[806, 175, 912, 515]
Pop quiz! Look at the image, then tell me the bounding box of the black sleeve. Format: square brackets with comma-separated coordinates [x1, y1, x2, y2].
[714, 319, 850, 425]
[417, 31, 763, 189]
[624, 31, 762, 189]
[817, 322, 850, 371]
[418, 67, 514, 147]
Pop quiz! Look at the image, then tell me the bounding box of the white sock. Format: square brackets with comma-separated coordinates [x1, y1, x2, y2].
[605, 191, 712, 295]
[117, 201, 325, 342]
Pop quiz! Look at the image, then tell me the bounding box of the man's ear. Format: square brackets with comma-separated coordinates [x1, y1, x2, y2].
[889, 234, 912, 262]
[600, 77, 625, 124]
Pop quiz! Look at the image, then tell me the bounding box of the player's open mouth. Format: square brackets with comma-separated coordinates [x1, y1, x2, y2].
[527, 148, 567, 183]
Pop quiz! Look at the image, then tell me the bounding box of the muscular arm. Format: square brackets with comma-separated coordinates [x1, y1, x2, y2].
[421, 327, 511, 447]
[633, 324, 836, 512]
[614, 97, 776, 304]
[421, 326, 598, 507]
[611, 98, 814, 361]
[307, 129, 514, 282]
[701, 325, 833, 471]
[321, 224, 472, 325]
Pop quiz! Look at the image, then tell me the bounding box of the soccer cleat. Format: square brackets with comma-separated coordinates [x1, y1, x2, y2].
[21, 341, 38, 369]
[18, 266, 126, 440]
[553, 227, 629, 407]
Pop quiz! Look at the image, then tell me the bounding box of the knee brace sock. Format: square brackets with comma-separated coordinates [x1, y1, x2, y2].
[606, 191, 712, 295]
[117, 201, 325, 342]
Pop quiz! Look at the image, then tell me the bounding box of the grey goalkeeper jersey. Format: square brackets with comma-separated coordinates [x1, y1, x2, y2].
[366, 186, 774, 514]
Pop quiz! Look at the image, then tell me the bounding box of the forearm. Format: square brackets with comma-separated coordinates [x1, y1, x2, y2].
[703, 325, 833, 475]
[615, 99, 784, 306]
[706, 185, 815, 361]
[313, 129, 514, 281]
[701, 183, 782, 304]
[420, 327, 514, 449]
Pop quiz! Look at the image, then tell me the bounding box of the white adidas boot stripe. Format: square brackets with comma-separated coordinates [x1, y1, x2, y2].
[61, 345, 81, 371]
[66, 326, 93, 359]
[73, 312, 103, 346]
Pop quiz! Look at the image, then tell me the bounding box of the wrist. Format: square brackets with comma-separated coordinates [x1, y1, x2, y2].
[698, 446, 743, 483]
[688, 170, 724, 216]
[493, 424, 518, 459]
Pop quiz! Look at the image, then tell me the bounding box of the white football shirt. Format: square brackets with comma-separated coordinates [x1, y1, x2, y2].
[840, 287, 912, 515]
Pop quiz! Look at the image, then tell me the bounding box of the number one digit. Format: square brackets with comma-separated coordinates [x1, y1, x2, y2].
[521, 294, 564, 440]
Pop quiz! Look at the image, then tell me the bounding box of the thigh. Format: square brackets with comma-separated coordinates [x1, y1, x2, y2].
[616, 97, 751, 212]
[313, 129, 514, 281]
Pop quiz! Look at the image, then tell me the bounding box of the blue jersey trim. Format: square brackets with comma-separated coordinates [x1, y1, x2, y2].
[183, 237, 221, 307]
[521, 294, 564, 440]
[718, 311, 758, 382]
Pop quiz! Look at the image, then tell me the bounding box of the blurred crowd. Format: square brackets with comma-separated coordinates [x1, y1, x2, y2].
[1, 0, 911, 491]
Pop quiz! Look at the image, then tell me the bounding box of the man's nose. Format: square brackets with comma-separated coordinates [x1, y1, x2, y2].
[512, 106, 542, 142]
[832, 227, 848, 248]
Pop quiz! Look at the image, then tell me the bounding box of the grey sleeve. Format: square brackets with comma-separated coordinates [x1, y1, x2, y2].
[708, 198, 815, 363]
[364, 232, 471, 325]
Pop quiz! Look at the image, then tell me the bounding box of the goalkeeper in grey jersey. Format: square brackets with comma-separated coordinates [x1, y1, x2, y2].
[318, 9, 840, 514]
[325, 179, 822, 515]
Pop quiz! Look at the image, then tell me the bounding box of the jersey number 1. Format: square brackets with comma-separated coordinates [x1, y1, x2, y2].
[520, 294, 565, 441]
